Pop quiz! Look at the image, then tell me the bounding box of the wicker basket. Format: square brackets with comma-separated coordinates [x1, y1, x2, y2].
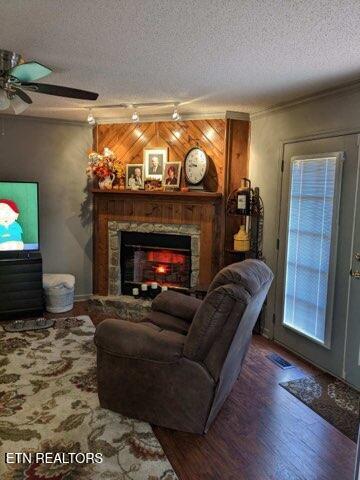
[43, 275, 75, 313]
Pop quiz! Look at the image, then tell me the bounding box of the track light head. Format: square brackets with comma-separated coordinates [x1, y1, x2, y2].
[87, 110, 95, 125]
[132, 111, 139, 122]
[172, 107, 181, 121]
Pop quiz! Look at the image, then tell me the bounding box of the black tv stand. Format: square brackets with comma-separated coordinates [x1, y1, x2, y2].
[0, 251, 44, 320]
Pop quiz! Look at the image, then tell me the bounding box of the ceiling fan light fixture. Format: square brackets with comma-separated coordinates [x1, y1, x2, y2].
[0, 90, 10, 110]
[11, 94, 30, 114]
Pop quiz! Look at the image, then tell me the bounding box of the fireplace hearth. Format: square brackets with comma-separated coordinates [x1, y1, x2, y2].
[121, 231, 191, 294]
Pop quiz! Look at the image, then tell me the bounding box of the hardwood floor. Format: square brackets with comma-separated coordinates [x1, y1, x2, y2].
[54, 302, 357, 480]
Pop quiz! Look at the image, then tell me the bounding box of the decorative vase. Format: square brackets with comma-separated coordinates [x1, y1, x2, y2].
[98, 173, 115, 190]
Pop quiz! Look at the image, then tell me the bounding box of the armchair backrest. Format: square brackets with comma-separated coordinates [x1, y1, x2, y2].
[183, 260, 273, 380]
[207, 258, 272, 296]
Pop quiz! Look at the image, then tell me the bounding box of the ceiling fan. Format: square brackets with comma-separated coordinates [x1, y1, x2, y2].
[0, 49, 98, 114]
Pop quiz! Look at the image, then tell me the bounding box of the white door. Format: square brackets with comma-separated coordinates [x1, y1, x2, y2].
[275, 134, 360, 389]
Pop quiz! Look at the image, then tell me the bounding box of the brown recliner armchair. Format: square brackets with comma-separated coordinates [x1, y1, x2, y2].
[95, 259, 273, 434]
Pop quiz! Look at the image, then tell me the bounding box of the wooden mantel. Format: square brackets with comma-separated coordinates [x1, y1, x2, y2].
[92, 189, 223, 295]
[92, 188, 222, 200]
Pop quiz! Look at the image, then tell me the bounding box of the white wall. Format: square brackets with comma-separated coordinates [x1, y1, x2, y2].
[0, 116, 93, 298]
[250, 86, 360, 336]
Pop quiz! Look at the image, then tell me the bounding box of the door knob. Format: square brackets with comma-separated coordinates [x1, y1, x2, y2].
[350, 269, 360, 278]
[355, 253, 360, 261]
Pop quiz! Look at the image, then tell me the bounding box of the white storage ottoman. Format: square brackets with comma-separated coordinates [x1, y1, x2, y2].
[43, 274, 75, 313]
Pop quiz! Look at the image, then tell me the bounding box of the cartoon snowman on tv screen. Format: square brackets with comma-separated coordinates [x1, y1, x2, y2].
[0, 199, 24, 251]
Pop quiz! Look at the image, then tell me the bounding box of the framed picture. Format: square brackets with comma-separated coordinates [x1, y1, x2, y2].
[126, 164, 144, 189]
[162, 161, 181, 188]
[144, 148, 168, 180]
[144, 179, 163, 191]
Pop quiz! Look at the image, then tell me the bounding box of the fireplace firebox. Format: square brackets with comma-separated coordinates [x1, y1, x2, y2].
[120, 231, 191, 294]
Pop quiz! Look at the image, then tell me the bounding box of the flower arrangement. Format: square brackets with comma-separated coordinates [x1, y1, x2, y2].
[86, 148, 125, 190]
[86, 148, 116, 179]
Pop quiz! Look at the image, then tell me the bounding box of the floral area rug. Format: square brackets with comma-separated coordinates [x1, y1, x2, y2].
[0, 315, 177, 480]
[280, 373, 360, 442]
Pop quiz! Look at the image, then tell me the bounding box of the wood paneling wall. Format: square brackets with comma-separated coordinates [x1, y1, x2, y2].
[94, 120, 226, 192]
[223, 119, 250, 254]
[225, 119, 249, 193]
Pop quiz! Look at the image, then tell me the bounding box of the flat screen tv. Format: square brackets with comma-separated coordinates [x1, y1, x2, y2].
[0, 181, 39, 252]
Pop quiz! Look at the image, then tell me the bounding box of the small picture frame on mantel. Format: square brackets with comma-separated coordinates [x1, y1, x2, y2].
[144, 148, 168, 181]
[144, 179, 162, 191]
[126, 164, 144, 190]
[162, 161, 181, 189]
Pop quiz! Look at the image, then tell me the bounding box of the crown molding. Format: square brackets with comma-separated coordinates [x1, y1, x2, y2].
[250, 79, 360, 120]
[225, 111, 250, 121]
[0, 112, 88, 127]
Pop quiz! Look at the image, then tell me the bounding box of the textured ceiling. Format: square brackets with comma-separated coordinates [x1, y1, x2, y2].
[1, 0, 360, 122]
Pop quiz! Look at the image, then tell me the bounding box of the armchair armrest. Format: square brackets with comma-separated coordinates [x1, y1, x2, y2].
[94, 318, 185, 362]
[152, 290, 202, 322]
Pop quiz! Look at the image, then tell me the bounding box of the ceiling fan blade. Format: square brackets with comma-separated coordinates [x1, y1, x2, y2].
[13, 87, 32, 104]
[9, 62, 52, 82]
[22, 82, 98, 100]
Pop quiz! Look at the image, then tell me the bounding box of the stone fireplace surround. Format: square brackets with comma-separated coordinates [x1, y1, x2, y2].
[108, 221, 201, 295]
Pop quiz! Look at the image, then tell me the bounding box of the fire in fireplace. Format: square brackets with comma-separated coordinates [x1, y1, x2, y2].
[120, 231, 191, 294]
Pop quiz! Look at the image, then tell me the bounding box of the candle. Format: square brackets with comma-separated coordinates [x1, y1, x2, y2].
[151, 282, 158, 290]
[132, 287, 139, 296]
[141, 284, 148, 291]
[161, 286, 168, 292]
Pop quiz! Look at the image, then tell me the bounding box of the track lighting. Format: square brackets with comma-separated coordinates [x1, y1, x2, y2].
[82, 103, 182, 123]
[172, 107, 181, 121]
[0, 90, 10, 110]
[132, 111, 139, 123]
[87, 109, 95, 125]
